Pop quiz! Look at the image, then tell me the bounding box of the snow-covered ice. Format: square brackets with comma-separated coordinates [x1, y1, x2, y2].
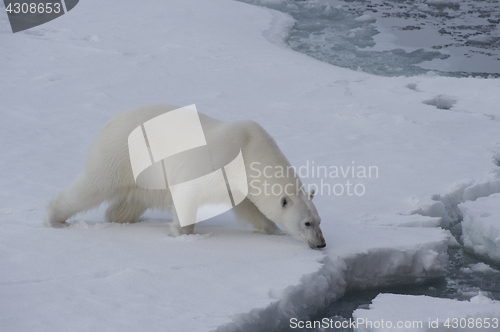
[0, 218, 325, 331]
[353, 293, 500, 332]
[459, 194, 500, 264]
[354, 14, 376, 23]
[461, 263, 499, 274]
[422, 95, 456, 110]
[1, 0, 500, 331]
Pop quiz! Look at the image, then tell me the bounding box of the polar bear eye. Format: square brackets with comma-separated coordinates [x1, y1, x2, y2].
[304, 222, 311, 227]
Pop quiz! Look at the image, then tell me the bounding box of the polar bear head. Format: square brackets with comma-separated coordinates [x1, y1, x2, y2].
[279, 189, 326, 249]
[237, 119, 326, 249]
[266, 189, 326, 249]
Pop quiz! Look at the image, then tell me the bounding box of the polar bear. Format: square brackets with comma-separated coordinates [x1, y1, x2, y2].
[46, 104, 326, 249]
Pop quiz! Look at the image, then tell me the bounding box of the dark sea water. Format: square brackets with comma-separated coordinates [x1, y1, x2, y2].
[242, 0, 500, 77]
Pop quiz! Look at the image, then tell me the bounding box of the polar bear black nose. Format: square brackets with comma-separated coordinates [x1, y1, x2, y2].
[317, 243, 326, 249]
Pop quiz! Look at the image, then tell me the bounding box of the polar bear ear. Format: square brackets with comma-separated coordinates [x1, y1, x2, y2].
[280, 195, 290, 208]
[307, 188, 316, 200]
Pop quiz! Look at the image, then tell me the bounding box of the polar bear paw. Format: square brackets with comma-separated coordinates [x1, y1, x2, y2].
[166, 222, 195, 237]
[45, 219, 71, 228]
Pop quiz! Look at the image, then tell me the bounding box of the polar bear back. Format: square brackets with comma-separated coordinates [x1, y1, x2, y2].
[84, 104, 258, 192]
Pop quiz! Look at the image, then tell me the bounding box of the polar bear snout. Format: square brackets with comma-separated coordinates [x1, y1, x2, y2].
[306, 240, 326, 249]
[299, 222, 326, 249]
[316, 235, 327, 249]
[308, 233, 326, 249]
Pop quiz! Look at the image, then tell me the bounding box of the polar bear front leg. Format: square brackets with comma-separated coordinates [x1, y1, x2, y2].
[167, 222, 195, 236]
[105, 196, 147, 224]
[233, 198, 285, 235]
[165, 205, 195, 236]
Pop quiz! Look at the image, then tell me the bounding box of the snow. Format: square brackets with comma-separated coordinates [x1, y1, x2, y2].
[467, 35, 498, 45]
[459, 194, 500, 263]
[1, 0, 500, 331]
[355, 14, 376, 23]
[461, 263, 499, 274]
[0, 218, 325, 331]
[412, 179, 500, 227]
[426, 0, 460, 7]
[422, 95, 456, 110]
[353, 293, 500, 332]
[469, 263, 498, 274]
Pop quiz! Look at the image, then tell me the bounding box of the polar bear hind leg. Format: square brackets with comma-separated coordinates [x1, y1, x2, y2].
[45, 174, 110, 228]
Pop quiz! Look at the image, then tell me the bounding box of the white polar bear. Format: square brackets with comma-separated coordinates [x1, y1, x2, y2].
[46, 104, 326, 249]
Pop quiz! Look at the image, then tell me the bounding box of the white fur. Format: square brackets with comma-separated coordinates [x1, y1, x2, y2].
[46, 104, 326, 248]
